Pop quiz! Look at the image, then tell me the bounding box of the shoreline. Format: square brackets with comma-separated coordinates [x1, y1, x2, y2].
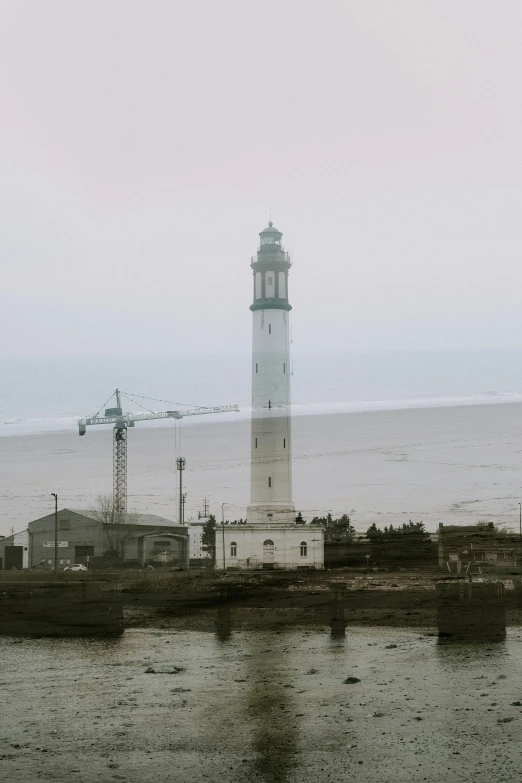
[2, 394, 522, 440]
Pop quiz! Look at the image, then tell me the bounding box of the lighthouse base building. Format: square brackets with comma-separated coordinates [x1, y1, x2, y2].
[216, 525, 324, 571]
[216, 220, 324, 571]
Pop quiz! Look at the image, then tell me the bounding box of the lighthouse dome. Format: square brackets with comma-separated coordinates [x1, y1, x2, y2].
[259, 221, 282, 246]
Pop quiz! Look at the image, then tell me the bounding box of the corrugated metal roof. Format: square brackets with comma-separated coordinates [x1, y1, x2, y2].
[68, 509, 182, 527]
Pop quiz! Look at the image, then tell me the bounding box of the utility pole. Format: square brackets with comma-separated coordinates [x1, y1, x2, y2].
[182, 492, 187, 525]
[51, 493, 58, 573]
[519, 502, 521, 536]
[198, 497, 210, 520]
[177, 458, 185, 525]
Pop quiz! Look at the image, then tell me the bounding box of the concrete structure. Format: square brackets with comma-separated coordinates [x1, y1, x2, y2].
[217, 221, 324, 570]
[1, 509, 189, 569]
[436, 580, 506, 642]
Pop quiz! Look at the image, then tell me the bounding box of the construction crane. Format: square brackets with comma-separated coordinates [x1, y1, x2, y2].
[78, 389, 239, 516]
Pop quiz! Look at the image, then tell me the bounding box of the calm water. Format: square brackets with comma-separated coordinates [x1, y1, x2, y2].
[2, 621, 522, 782]
[3, 347, 522, 436]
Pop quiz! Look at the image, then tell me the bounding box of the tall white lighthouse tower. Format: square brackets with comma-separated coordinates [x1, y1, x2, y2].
[216, 221, 324, 571]
[248, 221, 294, 526]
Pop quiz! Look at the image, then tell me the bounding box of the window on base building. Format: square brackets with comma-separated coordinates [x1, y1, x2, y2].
[268, 477, 272, 487]
[300, 542, 308, 557]
[230, 542, 237, 557]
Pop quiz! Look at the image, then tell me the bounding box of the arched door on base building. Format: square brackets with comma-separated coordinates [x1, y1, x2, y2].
[263, 539, 275, 570]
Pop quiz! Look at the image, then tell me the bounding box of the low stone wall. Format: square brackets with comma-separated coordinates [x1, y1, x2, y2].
[0, 581, 124, 637]
[436, 580, 506, 641]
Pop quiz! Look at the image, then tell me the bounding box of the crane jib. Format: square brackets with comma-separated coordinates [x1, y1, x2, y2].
[77, 398, 239, 514]
[77, 404, 239, 432]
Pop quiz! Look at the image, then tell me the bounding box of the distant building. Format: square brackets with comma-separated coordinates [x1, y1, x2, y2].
[188, 519, 211, 563]
[438, 522, 522, 572]
[0, 508, 189, 569]
[0, 529, 30, 570]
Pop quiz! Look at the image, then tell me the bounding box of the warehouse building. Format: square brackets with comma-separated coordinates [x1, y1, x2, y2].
[0, 508, 189, 569]
[0, 529, 30, 570]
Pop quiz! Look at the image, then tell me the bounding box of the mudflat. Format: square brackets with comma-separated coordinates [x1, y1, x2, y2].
[1, 401, 522, 535]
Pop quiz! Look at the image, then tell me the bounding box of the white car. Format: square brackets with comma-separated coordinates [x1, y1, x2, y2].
[63, 564, 88, 572]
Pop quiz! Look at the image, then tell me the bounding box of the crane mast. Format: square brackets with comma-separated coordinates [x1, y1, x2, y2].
[78, 389, 239, 516]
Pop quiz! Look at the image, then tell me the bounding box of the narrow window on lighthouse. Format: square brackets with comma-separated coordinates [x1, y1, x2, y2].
[268, 324, 271, 334]
[283, 363, 286, 373]
[255, 438, 258, 448]
[268, 477, 272, 487]
[268, 400, 271, 409]
[283, 438, 286, 448]
[256, 363, 258, 373]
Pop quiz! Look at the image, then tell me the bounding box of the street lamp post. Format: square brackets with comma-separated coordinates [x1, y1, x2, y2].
[519, 502, 521, 537]
[51, 493, 58, 573]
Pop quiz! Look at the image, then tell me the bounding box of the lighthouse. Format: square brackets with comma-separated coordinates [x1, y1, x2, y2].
[248, 221, 294, 526]
[216, 221, 324, 571]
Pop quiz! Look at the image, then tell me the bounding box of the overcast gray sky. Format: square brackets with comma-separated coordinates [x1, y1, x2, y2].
[1, 0, 521, 357]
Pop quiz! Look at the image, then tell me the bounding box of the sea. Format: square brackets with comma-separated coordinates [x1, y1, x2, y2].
[2, 347, 522, 437]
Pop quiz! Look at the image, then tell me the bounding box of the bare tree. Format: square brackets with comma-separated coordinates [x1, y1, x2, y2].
[90, 494, 139, 560]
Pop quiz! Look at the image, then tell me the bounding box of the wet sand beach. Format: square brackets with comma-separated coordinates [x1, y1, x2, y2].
[1, 401, 522, 536]
[2, 623, 522, 782]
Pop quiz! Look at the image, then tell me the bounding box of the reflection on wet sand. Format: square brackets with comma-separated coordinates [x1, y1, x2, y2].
[328, 586, 348, 638]
[215, 602, 232, 641]
[246, 639, 299, 782]
[215, 600, 299, 782]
